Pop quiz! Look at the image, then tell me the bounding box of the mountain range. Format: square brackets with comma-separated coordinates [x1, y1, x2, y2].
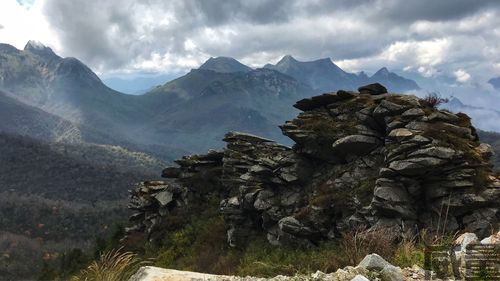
[0, 42, 422, 154]
[264, 55, 420, 92]
[4, 40, 498, 279]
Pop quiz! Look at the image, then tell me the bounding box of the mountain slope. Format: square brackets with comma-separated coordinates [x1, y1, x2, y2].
[0, 42, 149, 140]
[369, 67, 420, 92]
[143, 68, 314, 149]
[0, 89, 84, 142]
[0, 131, 165, 279]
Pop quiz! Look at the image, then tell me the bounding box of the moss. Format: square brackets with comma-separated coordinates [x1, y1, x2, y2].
[385, 95, 415, 107]
[422, 122, 480, 162]
[295, 116, 357, 139]
[355, 179, 376, 206]
[455, 112, 472, 128]
[337, 94, 374, 112]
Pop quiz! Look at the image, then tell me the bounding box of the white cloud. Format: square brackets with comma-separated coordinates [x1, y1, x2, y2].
[454, 69, 471, 83]
[380, 39, 450, 66]
[0, 0, 59, 51]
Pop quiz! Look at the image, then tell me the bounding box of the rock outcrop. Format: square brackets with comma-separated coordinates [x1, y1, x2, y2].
[128, 83, 500, 246]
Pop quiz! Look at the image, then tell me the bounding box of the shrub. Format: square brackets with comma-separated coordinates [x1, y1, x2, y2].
[340, 227, 396, 265]
[420, 93, 449, 108]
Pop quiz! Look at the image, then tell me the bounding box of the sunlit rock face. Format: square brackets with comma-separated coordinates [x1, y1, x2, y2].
[129, 83, 500, 247]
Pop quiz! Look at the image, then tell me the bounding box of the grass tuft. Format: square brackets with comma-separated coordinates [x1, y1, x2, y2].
[69, 248, 143, 281]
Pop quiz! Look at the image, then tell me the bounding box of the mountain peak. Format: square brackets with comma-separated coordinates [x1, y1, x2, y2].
[199, 56, 252, 73]
[24, 40, 59, 59]
[488, 77, 500, 90]
[277, 55, 298, 65]
[374, 67, 390, 76]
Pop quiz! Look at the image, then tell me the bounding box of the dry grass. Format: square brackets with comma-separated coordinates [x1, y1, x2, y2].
[341, 227, 396, 265]
[69, 248, 144, 281]
[420, 93, 449, 108]
[392, 233, 425, 268]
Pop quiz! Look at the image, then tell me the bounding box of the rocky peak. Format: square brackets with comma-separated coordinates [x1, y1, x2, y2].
[373, 67, 390, 77]
[128, 83, 499, 247]
[277, 54, 298, 65]
[23, 40, 59, 60]
[199, 56, 252, 73]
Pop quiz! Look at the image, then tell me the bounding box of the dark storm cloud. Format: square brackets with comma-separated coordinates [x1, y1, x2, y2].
[374, 0, 500, 23]
[176, 0, 291, 25]
[41, 0, 500, 86]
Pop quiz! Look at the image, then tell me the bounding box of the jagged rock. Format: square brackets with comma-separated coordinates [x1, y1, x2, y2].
[388, 128, 413, 139]
[161, 167, 181, 178]
[476, 143, 494, 159]
[278, 216, 320, 237]
[480, 230, 500, 244]
[332, 135, 381, 157]
[455, 233, 479, 250]
[358, 83, 387, 95]
[294, 91, 356, 111]
[401, 108, 425, 117]
[129, 83, 499, 247]
[380, 265, 404, 281]
[356, 253, 391, 271]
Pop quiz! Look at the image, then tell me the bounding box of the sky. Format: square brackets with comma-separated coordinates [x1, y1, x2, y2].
[1, 0, 500, 90]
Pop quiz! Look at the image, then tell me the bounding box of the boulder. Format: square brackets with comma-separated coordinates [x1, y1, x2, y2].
[128, 267, 231, 281]
[356, 253, 391, 271]
[350, 275, 369, 281]
[388, 128, 413, 139]
[293, 93, 345, 111]
[332, 135, 381, 156]
[358, 83, 388, 95]
[380, 265, 404, 281]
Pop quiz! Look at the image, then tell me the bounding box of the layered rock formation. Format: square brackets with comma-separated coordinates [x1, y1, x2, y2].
[128, 83, 500, 246]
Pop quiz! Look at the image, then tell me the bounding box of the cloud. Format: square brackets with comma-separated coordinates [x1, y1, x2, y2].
[0, 0, 499, 92]
[454, 69, 471, 83]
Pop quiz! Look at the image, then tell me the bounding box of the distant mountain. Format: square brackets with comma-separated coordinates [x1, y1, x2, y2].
[143, 68, 313, 148]
[199, 56, 253, 73]
[102, 74, 177, 95]
[0, 41, 146, 137]
[369, 67, 420, 92]
[265, 55, 420, 93]
[441, 97, 500, 133]
[477, 130, 500, 170]
[1, 43, 420, 154]
[265, 55, 359, 91]
[488, 77, 500, 90]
